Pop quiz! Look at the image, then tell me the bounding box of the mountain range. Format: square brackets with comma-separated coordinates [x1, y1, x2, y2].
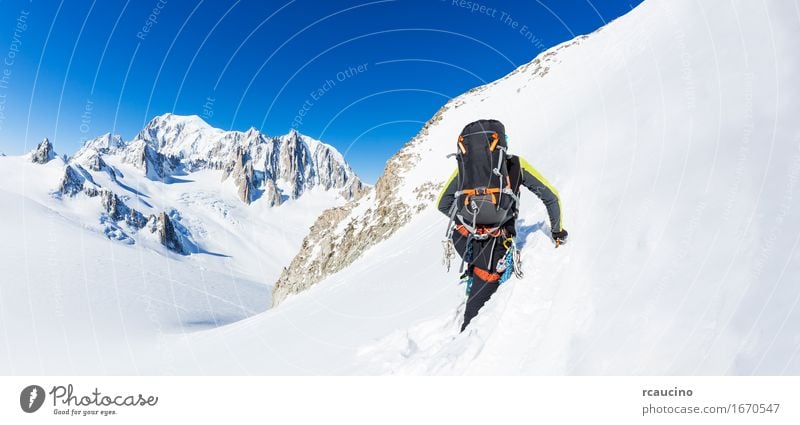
[19, 113, 365, 254]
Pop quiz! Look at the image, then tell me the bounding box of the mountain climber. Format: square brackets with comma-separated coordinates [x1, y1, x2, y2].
[437, 119, 567, 331]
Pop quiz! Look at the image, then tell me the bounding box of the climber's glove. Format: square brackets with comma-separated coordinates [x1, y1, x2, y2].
[552, 229, 568, 246]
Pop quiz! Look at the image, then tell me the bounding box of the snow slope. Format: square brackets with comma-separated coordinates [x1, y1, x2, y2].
[154, 0, 800, 375]
[0, 187, 267, 374]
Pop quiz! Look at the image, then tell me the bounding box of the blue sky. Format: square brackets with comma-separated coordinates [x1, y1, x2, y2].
[0, 0, 642, 182]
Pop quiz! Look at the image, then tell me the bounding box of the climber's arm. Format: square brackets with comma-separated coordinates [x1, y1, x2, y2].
[436, 169, 459, 217]
[518, 157, 563, 233]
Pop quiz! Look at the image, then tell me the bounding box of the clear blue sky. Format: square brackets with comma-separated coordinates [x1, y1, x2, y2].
[0, 0, 642, 182]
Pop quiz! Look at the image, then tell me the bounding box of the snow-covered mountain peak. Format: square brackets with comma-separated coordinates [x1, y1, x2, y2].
[89, 132, 124, 148]
[282, 128, 308, 145]
[279, 128, 303, 144]
[135, 113, 223, 155]
[68, 133, 126, 172]
[297, 133, 323, 154]
[29, 137, 56, 164]
[147, 112, 213, 131]
[74, 132, 125, 156]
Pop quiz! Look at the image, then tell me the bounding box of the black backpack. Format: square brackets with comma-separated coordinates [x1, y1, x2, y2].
[451, 119, 517, 235]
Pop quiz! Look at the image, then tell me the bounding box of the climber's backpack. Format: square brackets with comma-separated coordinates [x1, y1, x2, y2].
[450, 119, 516, 236]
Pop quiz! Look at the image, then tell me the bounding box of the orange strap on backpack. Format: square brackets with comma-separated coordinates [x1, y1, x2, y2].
[461, 187, 501, 205]
[489, 132, 499, 151]
[454, 224, 503, 238]
[473, 266, 501, 283]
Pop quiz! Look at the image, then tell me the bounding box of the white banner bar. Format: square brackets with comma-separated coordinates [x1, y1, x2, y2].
[1, 377, 797, 424]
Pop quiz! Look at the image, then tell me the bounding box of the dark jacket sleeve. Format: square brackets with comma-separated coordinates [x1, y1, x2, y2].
[436, 169, 459, 216]
[518, 156, 563, 232]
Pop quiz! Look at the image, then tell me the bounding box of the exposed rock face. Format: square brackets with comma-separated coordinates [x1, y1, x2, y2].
[213, 128, 364, 206]
[279, 130, 310, 199]
[69, 133, 125, 179]
[98, 188, 147, 228]
[151, 212, 184, 254]
[74, 133, 125, 158]
[30, 138, 56, 164]
[222, 147, 262, 205]
[122, 140, 174, 181]
[86, 153, 106, 172]
[271, 106, 448, 306]
[77, 186, 150, 244]
[57, 165, 86, 197]
[282, 130, 366, 201]
[238, 161, 255, 204]
[127, 208, 147, 229]
[262, 179, 282, 207]
[271, 200, 360, 305]
[100, 189, 122, 220]
[339, 179, 368, 201]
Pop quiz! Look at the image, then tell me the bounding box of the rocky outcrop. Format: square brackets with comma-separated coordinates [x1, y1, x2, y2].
[271, 105, 448, 306]
[262, 179, 282, 207]
[70, 134, 124, 180]
[89, 154, 107, 171]
[222, 147, 261, 205]
[238, 161, 255, 204]
[150, 212, 184, 254]
[87, 153, 106, 172]
[128, 208, 147, 229]
[271, 200, 360, 305]
[98, 189, 147, 229]
[57, 165, 86, 196]
[122, 140, 174, 181]
[30, 138, 56, 164]
[218, 131, 365, 206]
[278, 130, 365, 201]
[278, 131, 311, 199]
[74, 133, 125, 157]
[83, 186, 100, 197]
[100, 189, 123, 220]
[339, 179, 368, 201]
[85, 186, 187, 252]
